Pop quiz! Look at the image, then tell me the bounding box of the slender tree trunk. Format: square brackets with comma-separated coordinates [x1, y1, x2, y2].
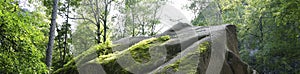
[55, 24, 63, 68]
[95, 0, 101, 44]
[142, 22, 145, 35]
[259, 16, 263, 43]
[151, 7, 158, 36]
[103, 0, 108, 42]
[123, 17, 127, 38]
[131, 8, 135, 37]
[63, 0, 70, 67]
[96, 23, 101, 43]
[46, 0, 59, 70]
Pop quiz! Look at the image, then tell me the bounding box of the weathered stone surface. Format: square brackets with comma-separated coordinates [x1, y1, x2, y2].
[54, 23, 257, 74]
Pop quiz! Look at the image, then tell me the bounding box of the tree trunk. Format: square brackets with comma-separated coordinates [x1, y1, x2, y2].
[95, 0, 101, 44]
[62, 0, 70, 68]
[131, 8, 135, 37]
[150, 3, 159, 36]
[142, 22, 145, 35]
[55, 24, 63, 68]
[103, 0, 108, 42]
[46, 0, 59, 70]
[86, 0, 101, 44]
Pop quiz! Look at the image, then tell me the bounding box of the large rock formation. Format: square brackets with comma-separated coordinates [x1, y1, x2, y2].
[54, 23, 257, 74]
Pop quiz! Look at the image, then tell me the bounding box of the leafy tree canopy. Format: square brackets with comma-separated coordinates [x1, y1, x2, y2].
[189, 0, 300, 73]
[0, 0, 49, 73]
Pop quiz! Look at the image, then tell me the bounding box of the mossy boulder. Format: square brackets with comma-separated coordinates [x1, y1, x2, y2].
[54, 23, 257, 74]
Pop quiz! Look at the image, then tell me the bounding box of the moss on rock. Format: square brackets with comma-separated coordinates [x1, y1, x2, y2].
[198, 41, 209, 53]
[93, 35, 170, 64]
[54, 35, 171, 73]
[158, 41, 210, 74]
[88, 35, 171, 73]
[128, 35, 170, 63]
[53, 41, 113, 74]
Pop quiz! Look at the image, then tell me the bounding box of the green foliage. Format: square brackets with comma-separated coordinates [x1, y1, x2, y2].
[188, 0, 222, 26]
[42, 0, 82, 16]
[113, 0, 166, 39]
[72, 22, 97, 56]
[189, 0, 300, 73]
[0, 0, 48, 73]
[192, 13, 208, 26]
[43, 0, 83, 72]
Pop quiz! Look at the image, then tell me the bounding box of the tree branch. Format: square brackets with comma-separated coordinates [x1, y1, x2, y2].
[69, 17, 96, 25]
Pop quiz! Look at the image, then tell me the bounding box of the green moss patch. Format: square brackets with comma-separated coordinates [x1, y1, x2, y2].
[95, 35, 170, 63]
[53, 41, 113, 74]
[82, 35, 171, 73]
[54, 35, 171, 73]
[198, 41, 209, 53]
[159, 41, 210, 74]
[129, 35, 170, 63]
